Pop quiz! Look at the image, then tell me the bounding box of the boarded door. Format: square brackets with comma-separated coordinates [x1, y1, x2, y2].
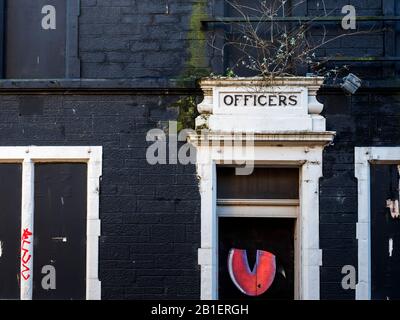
[371, 164, 400, 300]
[33, 163, 87, 300]
[0, 164, 22, 299]
[5, 0, 66, 78]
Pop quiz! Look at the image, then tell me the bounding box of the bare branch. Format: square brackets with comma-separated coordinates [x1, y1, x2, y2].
[207, 0, 381, 79]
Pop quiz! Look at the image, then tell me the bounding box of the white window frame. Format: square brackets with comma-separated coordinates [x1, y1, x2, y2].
[0, 146, 102, 300]
[355, 147, 400, 300]
[195, 144, 325, 300]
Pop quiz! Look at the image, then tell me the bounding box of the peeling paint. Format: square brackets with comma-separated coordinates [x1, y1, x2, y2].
[165, 0, 169, 15]
[386, 199, 399, 219]
[385, 165, 400, 218]
[278, 266, 286, 279]
[389, 238, 393, 257]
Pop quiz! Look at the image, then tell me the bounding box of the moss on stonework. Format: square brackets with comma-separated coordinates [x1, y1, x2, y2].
[178, 0, 210, 85]
[173, 1, 210, 132]
[173, 96, 199, 132]
[195, 114, 210, 134]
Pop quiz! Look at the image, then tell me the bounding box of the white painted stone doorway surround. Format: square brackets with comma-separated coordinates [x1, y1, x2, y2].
[355, 147, 400, 300]
[0, 146, 102, 300]
[188, 77, 335, 300]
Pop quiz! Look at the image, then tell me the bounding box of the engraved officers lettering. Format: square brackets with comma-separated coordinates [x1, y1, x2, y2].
[222, 94, 299, 107]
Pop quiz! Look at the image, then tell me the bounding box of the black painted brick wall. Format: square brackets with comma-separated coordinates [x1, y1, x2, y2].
[0, 0, 399, 300]
[1, 89, 399, 299]
[78, 0, 399, 80]
[0, 94, 201, 299]
[80, 0, 215, 79]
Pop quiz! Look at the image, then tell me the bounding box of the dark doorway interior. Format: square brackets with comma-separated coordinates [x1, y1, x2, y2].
[219, 217, 295, 300]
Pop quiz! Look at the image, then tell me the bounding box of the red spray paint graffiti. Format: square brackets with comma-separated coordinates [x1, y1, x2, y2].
[21, 228, 33, 281]
[228, 248, 276, 296]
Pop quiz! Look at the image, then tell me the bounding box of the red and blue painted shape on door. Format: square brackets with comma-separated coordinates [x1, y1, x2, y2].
[228, 249, 276, 296]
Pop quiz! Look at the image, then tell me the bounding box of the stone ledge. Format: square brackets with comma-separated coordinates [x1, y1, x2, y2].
[188, 131, 336, 147]
[0, 78, 201, 94]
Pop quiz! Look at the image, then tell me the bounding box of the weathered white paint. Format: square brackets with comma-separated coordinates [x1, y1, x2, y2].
[0, 241, 3, 258]
[386, 199, 399, 219]
[0, 146, 102, 300]
[190, 142, 329, 300]
[355, 147, 400, 300]
[196, 77, 325, 133]
[190, 77, 334, 300]
[217, 204, 298, 218]
[86, 147, 102, 300]
[389, 238, 393, 257]
[20, 159, 34, 300]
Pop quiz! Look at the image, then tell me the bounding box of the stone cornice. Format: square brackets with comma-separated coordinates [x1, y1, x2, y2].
[188, 131, 336, 147]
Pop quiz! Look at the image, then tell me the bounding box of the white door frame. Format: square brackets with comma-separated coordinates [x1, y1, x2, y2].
[355, 147, 400, 300]
[194, 142, 326, 300]
[0, 146, 102, 300]
[217, 200, 301, 299]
